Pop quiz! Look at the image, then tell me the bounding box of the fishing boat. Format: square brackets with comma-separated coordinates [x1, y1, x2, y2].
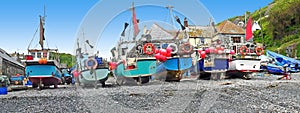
[22, 13, 63, 89]
[110, 29, 157, 85]
[226, 43, 263, 79]
[153, 13, 193, 82]
[262, 50, 300, 74]
[75, 37, 110, 88]
[154, 40, 193, 81]
[61, 68, 72, 85]
[110, 3, 157, 85]
[224, 16, 263, 79]
[197, 46, 229, 80]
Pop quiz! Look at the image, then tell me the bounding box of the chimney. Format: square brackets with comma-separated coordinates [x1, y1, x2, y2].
[184, 17, 188, 27]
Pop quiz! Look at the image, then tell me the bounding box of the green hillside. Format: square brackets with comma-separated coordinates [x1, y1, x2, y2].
[227, 0, 300, 58]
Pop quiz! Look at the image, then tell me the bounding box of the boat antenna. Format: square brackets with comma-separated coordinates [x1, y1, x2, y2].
[43, 4, 46, 22]
[166, 5, 174, 26]
[82, 29, 87, 53]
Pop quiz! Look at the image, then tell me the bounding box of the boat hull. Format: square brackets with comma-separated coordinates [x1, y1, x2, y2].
[154, 57, 192, 81]
[114, 59, 156, 77]
[198, 58, 228, 80]
[79, 68, 109, 85]
[29, 76, 61, 86]
[113, 58, 156, 85]
[227, 58, 261, 79]
[261, 64, 285, 75]
[25, 65, 62, 87]
[198, 58, 228, 72]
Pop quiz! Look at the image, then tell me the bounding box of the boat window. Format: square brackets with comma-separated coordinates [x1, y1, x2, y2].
[37, 52, 41, 58]
[122, 48, 127, 55]
[31, 52, 36, 57]
[43, 52, 47, 58]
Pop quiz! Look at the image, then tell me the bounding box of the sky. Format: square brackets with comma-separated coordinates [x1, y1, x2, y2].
[0, 0, 273, 59]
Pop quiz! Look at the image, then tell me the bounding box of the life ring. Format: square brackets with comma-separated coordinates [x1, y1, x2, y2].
[143, 43, 155, 55]
[255, 46, 264, 56]
[167, 43, 178, 54]
[239, 45, 249, 56]
[181, 43, 193, 53]
[85, 58, 98, 70]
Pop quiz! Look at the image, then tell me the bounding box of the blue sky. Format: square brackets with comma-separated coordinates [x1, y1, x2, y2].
[0, 0, 273, 58]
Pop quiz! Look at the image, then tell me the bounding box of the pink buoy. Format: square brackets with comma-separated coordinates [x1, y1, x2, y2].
[205, 48, 210, 54]
[198, 50, 202, 54]
[218, 50, 223, 54]
[214, 49, 218, 54]
[230, 50, 235, 55]
[216, 45, 221, 50]
[209, 47, 215, 52]
[73, 71, 79, 78]
[200, 51, 206, 58]
[166, 52, 171, 57]
[166, 47, 173, 53]
[154, 54, 159, 60]
[157, 54, 164, 61]
[220, 47, 225, 51]
[160, 49, 167, 56]
[155, 49, 160, 54]
[161, 56, 167, 62]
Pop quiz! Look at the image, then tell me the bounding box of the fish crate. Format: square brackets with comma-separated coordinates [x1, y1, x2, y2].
[0, 87, 7, 95]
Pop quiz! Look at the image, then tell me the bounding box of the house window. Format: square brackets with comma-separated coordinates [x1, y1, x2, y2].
[231, 37, 241, 43]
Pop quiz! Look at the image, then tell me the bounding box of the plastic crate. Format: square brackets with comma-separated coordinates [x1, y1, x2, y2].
[0, 87, 7, 95]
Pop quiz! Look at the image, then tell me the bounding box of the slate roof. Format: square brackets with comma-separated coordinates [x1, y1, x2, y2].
[0, 48, 24, 67]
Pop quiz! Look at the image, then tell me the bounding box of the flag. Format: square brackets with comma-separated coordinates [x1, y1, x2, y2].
[132, 3, 139, 37]
[120, 22, 129, 36]
[246, 16, 253, 41]
[252, 21, 261, 32]
[175, 16, 185, 30]
[39, 16, 45, 49]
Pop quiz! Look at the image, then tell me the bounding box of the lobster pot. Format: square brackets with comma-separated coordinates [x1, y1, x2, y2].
[0, 87, 7, 95]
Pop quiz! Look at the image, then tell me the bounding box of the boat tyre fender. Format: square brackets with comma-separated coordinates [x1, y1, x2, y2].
[136, 44, 143, 54]
[168, 43, 178, 54]
[181, 43, 193, 53]
[239, 45, 249, 56]
[143, 43, 155, 55]
[85, 58, 98, 70]
[255, 46, 264, 56]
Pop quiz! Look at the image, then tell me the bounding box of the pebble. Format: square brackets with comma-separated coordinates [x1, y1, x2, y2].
[1, 74, 300, 112]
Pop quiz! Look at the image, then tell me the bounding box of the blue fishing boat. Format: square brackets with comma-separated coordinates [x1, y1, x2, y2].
[152, 21, 193, 81]
[22, 14, 63, 90]
[155, 56, 193, 81]
[197, 55, 229, 80]
[266, 50, 300, 73]
[23, 49, 62, 89]
[61, 68, 72, 85]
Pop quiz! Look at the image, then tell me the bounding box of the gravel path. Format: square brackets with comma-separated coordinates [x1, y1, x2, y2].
[1, 73, 300, 113]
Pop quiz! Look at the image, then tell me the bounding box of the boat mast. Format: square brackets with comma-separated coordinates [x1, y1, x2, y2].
[166, 5, 174, 27]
